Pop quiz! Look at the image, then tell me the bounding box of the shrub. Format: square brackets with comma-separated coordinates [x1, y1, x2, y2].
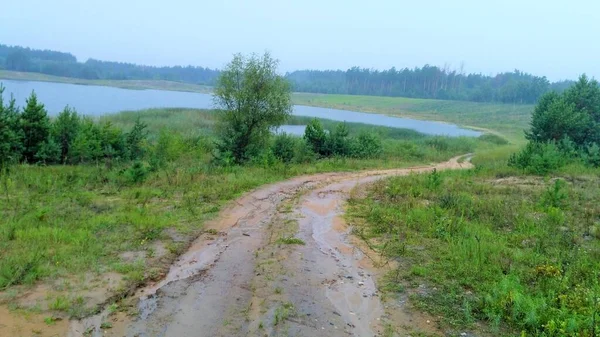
[34, 137, 61, 164]
[508, 142, 566, 175]
[124, 161, 149, 183]
[304, 118, 329, 157]
[272, 133, 296, 163]
[51, 106, 80, 163]
[478, 133, 509, 145]
[21, 91, 50, 163]
[293, 140, 316, 163]
[351, 132, 382, 159]
[126, 117, 148, 160]
[425, 137, 450, 151]
[330, 122, 351, 156]
[582, 143, 600, 167]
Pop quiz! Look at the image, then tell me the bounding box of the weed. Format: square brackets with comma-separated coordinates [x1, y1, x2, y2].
[274, 302, 295, 326]
[48, 296, 70, 312]
[275, 237, 305, 245]
[44, 316, 56, 325]
[100, 322, 112, 329]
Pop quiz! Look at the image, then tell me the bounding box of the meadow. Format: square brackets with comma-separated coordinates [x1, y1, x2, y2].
[0, 108, 492, 317]
[347, 147, 600, 336]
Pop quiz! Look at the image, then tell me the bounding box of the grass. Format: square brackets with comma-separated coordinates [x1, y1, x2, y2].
[275, 237, 305, 245]
[273, 302, 295, 326]
[0, 70, 212, 93]
[347, 150, 600, 336]
[292, 92, 534, 143]
[0, 108, 491, 307]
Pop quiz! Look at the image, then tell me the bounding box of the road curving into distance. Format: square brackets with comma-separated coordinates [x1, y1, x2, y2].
[69, 155, 473, 337]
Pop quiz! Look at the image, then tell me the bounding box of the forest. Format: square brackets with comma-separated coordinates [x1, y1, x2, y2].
[286, 67, 574, 104]
[0, 44, 219, 84]
[0, 44, 575, 104]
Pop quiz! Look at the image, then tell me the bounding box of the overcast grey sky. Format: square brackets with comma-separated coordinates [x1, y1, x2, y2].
[1, 0, 598, 81]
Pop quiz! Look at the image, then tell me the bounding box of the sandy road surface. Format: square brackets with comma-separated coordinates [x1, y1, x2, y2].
[68, 155, 472, 337]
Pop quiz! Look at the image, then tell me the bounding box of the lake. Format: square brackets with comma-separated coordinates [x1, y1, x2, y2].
[0, 79, 481, 137]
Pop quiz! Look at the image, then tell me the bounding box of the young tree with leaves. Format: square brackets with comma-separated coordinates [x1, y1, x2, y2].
[213, 52, 292, 164]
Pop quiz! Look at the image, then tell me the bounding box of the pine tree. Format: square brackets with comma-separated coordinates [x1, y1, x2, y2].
[21, 91, 50, 163]
[0, 85, 23, 170]
[304, 118, 329, 156]
[51, 106, 80, 164]
[126, 117, 148, 160]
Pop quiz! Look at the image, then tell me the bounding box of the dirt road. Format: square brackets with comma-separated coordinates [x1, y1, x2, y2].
[69, 155, 473, 337]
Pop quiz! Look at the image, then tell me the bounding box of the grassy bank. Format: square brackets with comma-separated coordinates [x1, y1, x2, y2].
[0, 70, 212, 93]
[293, 93, 533, 143]
[347, 150, 600, 336]
[0, 108, 493, 318]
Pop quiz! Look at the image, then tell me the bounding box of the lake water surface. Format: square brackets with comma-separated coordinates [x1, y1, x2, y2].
[0, 79, 481, 137]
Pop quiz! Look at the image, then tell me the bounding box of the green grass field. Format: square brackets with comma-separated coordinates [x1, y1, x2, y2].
[347, 147, 600, 336]
[0, 108, 495, 317]
[0, 70, 212, 93]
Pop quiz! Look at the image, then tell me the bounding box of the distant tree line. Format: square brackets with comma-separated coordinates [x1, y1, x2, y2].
[0, 44, 577, 104]
[0, 44, 219, 84]
[286, 67, 575, 104]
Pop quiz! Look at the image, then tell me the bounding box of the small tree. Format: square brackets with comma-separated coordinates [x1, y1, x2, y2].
[52, 106, 80, 164]
[351, 132, 383, 159]
[21, 91, 50, 163]
[126, 117, 148, 160]
[213, 52, 292, 164]
[0, 85, 22, 170]
[526, 95, 590, 145]
[563, 74, 600, 123]
[272, 133, 296, 163]
[304, 118, 329, 156]
[71, 117, 102, 163]
[330, 122, 350, 156]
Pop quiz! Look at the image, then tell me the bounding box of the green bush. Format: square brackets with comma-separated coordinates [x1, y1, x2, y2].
[478, 133, 509, 145]
[508, 142, 566, 175]
[124, 161, 149, 184]
[293, 140, 316, 164]
[272, 133, 296, 163]
[329, 122, 351, 156]
[304, 118, 329, 157]
[582, 143, 600, 167]
[351, 132, 382, 159]
[516, 75, 600, 171]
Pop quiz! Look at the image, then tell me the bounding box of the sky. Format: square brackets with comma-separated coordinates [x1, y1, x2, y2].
[1, 0, 599, 81]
